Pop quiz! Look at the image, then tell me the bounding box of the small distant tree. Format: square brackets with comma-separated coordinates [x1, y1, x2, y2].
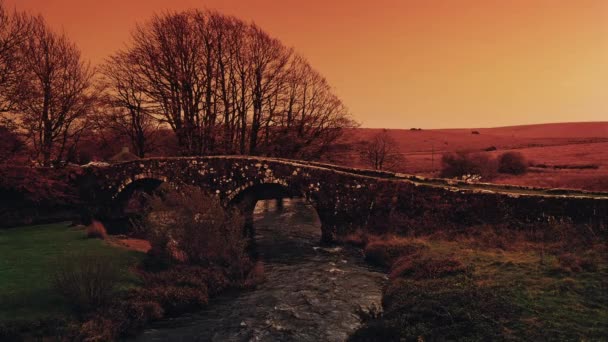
[360, 129, 404, 171]
[497, 152, 527, 175]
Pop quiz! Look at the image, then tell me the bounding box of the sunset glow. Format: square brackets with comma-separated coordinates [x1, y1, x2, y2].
[5, 0, 608, 128]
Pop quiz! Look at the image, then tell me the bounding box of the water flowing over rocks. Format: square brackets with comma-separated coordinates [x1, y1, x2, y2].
[134, 199, 386, 342]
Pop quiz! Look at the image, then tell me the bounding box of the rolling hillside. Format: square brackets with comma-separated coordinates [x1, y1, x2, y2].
[330, 122, 608, 191]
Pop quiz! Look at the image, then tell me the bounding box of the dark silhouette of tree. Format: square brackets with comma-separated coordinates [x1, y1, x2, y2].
[97, 51, 158, 158]
[14, 16, 94, 166]
[109, 9, 353, 158]
[0, 124, 23, 164]
[0, 1, 31, 113]
[128, 11, 211, 156]
[360, 130, 404, 171]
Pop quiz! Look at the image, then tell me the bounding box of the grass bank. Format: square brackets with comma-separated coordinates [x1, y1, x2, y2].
[345, 229, 608, 341]
[0, 223, 144, 322]
[1, 192, 261, 341]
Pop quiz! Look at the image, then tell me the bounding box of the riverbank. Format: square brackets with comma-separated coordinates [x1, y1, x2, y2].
[345, 227, 608, 341]
[0, 222, 259, 341]
[134, 198, 386, 341]
[0, 223, 144, 338]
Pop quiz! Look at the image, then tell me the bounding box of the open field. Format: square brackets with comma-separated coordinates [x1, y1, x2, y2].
[345, 229, 608, 341]
[0, 223, 144, 322]
[335, 122, 608, 191]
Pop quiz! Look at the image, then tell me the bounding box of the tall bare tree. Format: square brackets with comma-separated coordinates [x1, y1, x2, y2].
[107, 9, 353, 159]
[129, 11, 209, 156]
[98, 51, 158, 157]
[15, 16, 94, 166]
[360, 130, 404, 171]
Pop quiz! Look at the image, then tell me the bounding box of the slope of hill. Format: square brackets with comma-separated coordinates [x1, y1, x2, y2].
[332, 122, 608, 191]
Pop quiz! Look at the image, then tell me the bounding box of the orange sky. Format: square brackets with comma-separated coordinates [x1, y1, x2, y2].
[5, 0, 608, 128]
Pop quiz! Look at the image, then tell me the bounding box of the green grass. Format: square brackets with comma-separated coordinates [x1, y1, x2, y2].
[0, 223, 144, 322]
[348, 234, 608, 341]
[425, 240, 608, 340]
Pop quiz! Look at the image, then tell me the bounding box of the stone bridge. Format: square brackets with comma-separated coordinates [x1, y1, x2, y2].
[79, 156, 608, 242]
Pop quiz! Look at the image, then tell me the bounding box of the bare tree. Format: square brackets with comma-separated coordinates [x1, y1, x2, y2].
[129, 11, 209, 156]
[15, 16, 94, 166]
[98, 51, 158, 157]
[110, 9, 353, 159]
[247, 25, 291, 155]
[0, 1, 31, 113]
[360, 130, 404, 171]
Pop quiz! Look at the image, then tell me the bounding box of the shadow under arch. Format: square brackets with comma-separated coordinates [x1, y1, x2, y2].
[105, 177, 166, 234]
[228, 182, 328, 243]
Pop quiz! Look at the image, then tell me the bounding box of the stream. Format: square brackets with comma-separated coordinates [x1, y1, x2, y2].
[134, 198, 386, 342]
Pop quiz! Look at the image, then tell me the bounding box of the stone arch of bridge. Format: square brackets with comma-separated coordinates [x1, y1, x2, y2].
[226, 181, 333, 243]
[106, 176, 168, 233]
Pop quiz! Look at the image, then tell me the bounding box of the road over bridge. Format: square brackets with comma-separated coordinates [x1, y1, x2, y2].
[79, 156, 608, 242]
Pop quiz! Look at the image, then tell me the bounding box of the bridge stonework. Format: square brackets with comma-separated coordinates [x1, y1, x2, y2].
[79, 156, 608, 242]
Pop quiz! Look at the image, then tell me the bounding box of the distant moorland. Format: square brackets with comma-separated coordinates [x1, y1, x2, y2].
[332, 122, 608, 192]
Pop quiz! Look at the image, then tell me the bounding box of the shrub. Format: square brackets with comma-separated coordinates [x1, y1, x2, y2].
[52, 253, 121, 314]
[74, 300, 165, 340]
[440, 151, 497, 180]
[110, 300, 164, 336]
[364, 236, 429, 268]
[138, 264, 231, 295]
[131, 286, 209, 316]
[498, 151, 528, 175]
[74, 316, 117, 341]
[143, 185, 250, 277]
[86, 220, 107, 239]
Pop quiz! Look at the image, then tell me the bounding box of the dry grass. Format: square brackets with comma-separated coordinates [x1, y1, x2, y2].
[362, 235, 429, 268]
[341, 229, 368, 247]
[86, 220, 107, 240]
[494, 168, 608, 192]
[114, 238, 152, 253]
[389, 255, 467, 279]
[344, 224, 608, 341]
[333, 124, 608, 191]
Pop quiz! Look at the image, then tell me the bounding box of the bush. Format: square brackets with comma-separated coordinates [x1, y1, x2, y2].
[138, 264, 231, 295]
[52, 253, 121, 314]
[132, 285, 209, 316]
[440, 151, 497, 180]
[86, 220, 107, 239]
[143, 185, 250, 277]
[498, 151, 528, 175]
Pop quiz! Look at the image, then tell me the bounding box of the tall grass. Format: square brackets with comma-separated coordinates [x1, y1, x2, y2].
[52, 253, 121, 314]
